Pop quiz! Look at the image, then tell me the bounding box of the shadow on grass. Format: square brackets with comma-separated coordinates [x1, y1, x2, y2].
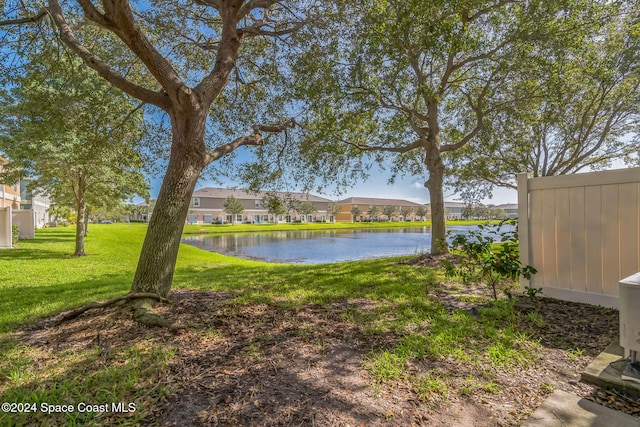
[172, 258, 438, 307]
[0, 248, 72, 261]
[0, 274, 132, 333]
[0, 340, 169, 426]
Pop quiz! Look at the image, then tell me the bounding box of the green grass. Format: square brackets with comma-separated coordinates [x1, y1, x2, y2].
[0, 337, 173, 426]
[0, 223, 539, 425]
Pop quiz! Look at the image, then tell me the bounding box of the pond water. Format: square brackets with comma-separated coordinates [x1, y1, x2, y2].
[181, 225, 509, 264]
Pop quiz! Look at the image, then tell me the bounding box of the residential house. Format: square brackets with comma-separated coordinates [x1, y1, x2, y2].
[20, 179, 51, 228]
[335, 197, 423, 222]
[425, 201, 468, 220]
[496, 203, 518, 219]
[188, 188, 334, 224]
[0, 157, 21, 210]
[128, 200, 152, 222]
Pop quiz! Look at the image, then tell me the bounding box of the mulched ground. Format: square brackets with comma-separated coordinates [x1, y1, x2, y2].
[14, 260, 639, 426]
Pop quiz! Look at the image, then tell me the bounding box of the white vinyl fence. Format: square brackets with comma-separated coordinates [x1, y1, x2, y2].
[518, 167, 640, 308]
[0, 206, 11, 248]
[12, 209, 35, 239]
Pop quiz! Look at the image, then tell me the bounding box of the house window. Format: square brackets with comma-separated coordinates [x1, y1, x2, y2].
[193, 197, 200, 207]
[13, 184, 17, 191]
[255, 200, 260, 208]
[262, 214, 269, 222]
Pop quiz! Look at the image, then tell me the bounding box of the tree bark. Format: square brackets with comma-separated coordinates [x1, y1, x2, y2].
[84, 208, 89, 237]
[74, 176, 87, 256]
[130, 107, 207, 298]
[425, 101, 448, 255]
[425, 150, 447, 254]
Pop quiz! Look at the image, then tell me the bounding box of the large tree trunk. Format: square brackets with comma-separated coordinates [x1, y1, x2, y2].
[73, 177, 87, 256]
[130, 108, 207, 298]
[425, 152, 447, 254]
[424, 111, 448, 254]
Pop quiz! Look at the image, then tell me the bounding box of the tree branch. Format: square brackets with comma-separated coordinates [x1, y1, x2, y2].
[341, 137, 425, 154]
[99, 0, 186, 100]
[440, 82, 490, 153]
[196, 2, 243, 105]
[204, 119, 297, 164]
[194, 0, 222, 8]
[75, 0, 112, 28]
[46, 0, 170, 110]
[239, 20, 306, 37]
[237, 0, 281, 20]
[0, 8, 48, 26]
[467, 1, 515, 22]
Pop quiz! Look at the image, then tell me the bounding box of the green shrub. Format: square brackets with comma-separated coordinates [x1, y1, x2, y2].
[11, 224, 19, 246]
[443, 220, 537, 300]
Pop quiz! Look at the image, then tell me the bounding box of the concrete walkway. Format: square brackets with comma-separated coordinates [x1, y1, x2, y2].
[522, 390, 640, 427]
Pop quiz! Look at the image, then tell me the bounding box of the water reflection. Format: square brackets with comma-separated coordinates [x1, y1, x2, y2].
[182, 226, 496, 264]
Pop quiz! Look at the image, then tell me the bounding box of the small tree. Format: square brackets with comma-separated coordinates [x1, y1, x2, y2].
[444, 221, 537, 300]
[11, 224, 19, 246]
[296, 201, 317, 222]
[382, 205, 396, 222]
[400, 206, 413, 222]
[462, 205, 475, 220]
[489, 207, 507, 220]
[328, 203, 342, 222]
[367, 205, 380, 221]
[263, 195, 286, 223]
[416, 206, 428, 221]
[0, 53, 148, 256]
[223, 196, 244, 225]
[350, 205, 362, 222]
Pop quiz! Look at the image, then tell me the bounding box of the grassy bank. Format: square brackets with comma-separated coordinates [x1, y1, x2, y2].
[0, 224, 541, 425]
[183, 219, 498, 234]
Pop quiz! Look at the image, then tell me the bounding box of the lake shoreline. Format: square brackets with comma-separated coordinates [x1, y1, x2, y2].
[182, 219, 502, 236]
[181, 224, 513, 264]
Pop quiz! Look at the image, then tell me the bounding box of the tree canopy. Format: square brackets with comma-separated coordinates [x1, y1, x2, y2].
[249, 0, 614, 253]
[0, 50, 148, 256]
[447, 1, 640, 200]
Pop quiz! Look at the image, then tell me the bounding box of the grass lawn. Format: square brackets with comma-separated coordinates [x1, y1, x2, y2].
[0, 224, 621, 425]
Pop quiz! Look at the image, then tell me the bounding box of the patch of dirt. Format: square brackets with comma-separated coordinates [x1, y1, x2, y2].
[405, 253, 464, 268]
[12, 288, 637, 426]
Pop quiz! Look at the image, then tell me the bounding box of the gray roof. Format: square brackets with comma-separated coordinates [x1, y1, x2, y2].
[496, 203, 518, 210]
[192, 187, 332, 203]
[337, 197, 422, 207]
[425, 201, 468, 208]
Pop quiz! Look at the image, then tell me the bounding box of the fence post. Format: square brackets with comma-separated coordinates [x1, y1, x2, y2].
[517, 173, 530, 290]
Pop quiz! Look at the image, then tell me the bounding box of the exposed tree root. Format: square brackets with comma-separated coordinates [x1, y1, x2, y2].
[54, 292, 170, 326]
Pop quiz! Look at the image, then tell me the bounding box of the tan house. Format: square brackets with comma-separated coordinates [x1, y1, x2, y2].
[335, 197, 424, 222]
[424, 201, 468, 220]
[496, 203, 518, 218]
[0, 157, 21, 210]
[188, 187, 335, 224]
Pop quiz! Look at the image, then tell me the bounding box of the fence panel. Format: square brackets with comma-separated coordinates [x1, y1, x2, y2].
[518, 168, 640, 308]
[12, 209, 35, 239]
